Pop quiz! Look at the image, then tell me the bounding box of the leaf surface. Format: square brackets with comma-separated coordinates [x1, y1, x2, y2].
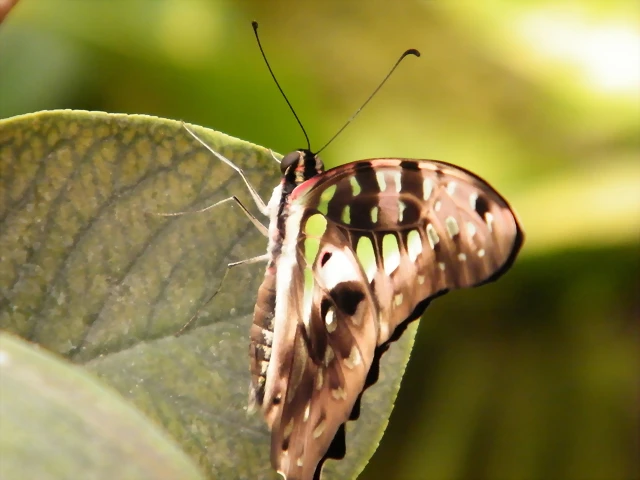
[0, 110, 418, 479]
[0, 333, 204, 480]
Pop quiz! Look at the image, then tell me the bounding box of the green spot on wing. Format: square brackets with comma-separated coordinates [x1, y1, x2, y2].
[303, 215, 326, 267]
[303, 266, 315, 310]
[382, 234, 401, 274]
[304, 237, 321, 269]
[305, 213, 328, 238]
[342, 205, 351, 224]
[350, 176, 362, 196]
[383, 234, 400, 258]
[317, 184, 337, 215]
[407, 229, 422, 261]
[371, 206, 379, 224]
[356, 236, 376, 281]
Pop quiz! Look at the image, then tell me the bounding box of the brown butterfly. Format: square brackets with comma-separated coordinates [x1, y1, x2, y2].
[190, 21, 523, 480]
[245, 151, 523, 479]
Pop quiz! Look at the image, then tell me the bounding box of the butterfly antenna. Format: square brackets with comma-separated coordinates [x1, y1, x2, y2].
[317, 48, 420, 154]
[252, 21, 311, 151]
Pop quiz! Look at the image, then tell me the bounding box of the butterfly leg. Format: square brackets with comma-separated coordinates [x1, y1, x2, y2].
[182, 122, 270, 215]
[175, 253, 270, 336]
[157, 195, 269, 237]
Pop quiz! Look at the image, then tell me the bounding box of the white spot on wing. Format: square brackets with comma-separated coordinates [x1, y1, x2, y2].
[407, 229, 422, 262]
[426, 223, 440, 249]
[458, 253, 467, 261]
[325, 308, 336, 333]
[392, 172, 402, 192]
[324, 346, 335, 366]
[423, 178, 434, 200]
[344, 346, 361, 369]
[394, 293, 403, 306]
[320, 248, 360, 290]
[376, 171, 387, 191]
[331, 387, 347, 400]
[316, 368, 324, 390]
[398, 200, 406, 222]
[446, 181, 457, 195]
[283, 419, 294, 439]
[313, 420, 326, 438]
[466, 221, 477, 237]
[485, 212, 494, 232]
[445, 216, 460, 237]
[469, 192, 478, 210]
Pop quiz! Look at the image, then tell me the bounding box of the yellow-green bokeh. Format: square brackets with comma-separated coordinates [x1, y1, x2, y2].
[1, 1, 637, 479]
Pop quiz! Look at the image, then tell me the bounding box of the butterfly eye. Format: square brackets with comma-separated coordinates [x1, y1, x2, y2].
[280, 151, 301, 174]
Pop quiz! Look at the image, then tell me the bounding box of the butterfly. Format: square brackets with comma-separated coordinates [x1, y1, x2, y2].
[186, 127, 524, 479]
[185, 21, 524, 480]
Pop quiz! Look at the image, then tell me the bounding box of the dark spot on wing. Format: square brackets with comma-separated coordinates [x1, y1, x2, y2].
[399, 160, 420, 171]
[329, 281, 365, 316]
[475, 194, 490, 220]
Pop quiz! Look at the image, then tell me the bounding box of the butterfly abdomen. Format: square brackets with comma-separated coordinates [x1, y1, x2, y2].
[249, 265, 277, 407]
[248, 171, 305, 411]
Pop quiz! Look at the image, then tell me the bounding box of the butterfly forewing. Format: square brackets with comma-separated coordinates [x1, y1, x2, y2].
[291, 158, 523, 344]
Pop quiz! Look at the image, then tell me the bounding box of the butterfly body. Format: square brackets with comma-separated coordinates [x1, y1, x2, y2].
[246, 150, 523, 479]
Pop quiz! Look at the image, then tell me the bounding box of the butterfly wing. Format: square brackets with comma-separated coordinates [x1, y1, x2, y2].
[266, 213, 379, 479]
[290, 158, 524, 344]
[266, 158, 523, 479]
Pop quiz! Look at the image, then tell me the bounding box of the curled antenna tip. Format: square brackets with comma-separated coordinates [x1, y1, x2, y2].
[252, 20, 259, 30]
[316, 46, 420, 154]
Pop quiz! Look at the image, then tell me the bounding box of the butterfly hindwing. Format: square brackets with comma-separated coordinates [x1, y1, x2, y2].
[269, 216, 378, 479]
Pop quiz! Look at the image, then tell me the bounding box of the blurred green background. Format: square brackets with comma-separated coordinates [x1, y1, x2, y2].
[1, 1, 638, 479]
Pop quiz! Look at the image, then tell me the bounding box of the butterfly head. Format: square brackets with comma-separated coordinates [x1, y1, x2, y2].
[280, 149, 325, 187]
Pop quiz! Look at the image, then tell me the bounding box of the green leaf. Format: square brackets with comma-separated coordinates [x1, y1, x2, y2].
[0, 333, 204, 480]
[0, 110, 418, 479]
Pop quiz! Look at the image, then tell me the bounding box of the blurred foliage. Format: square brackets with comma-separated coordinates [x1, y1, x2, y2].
[0, 1, 638, 479]
[0, 333, 205, 480]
